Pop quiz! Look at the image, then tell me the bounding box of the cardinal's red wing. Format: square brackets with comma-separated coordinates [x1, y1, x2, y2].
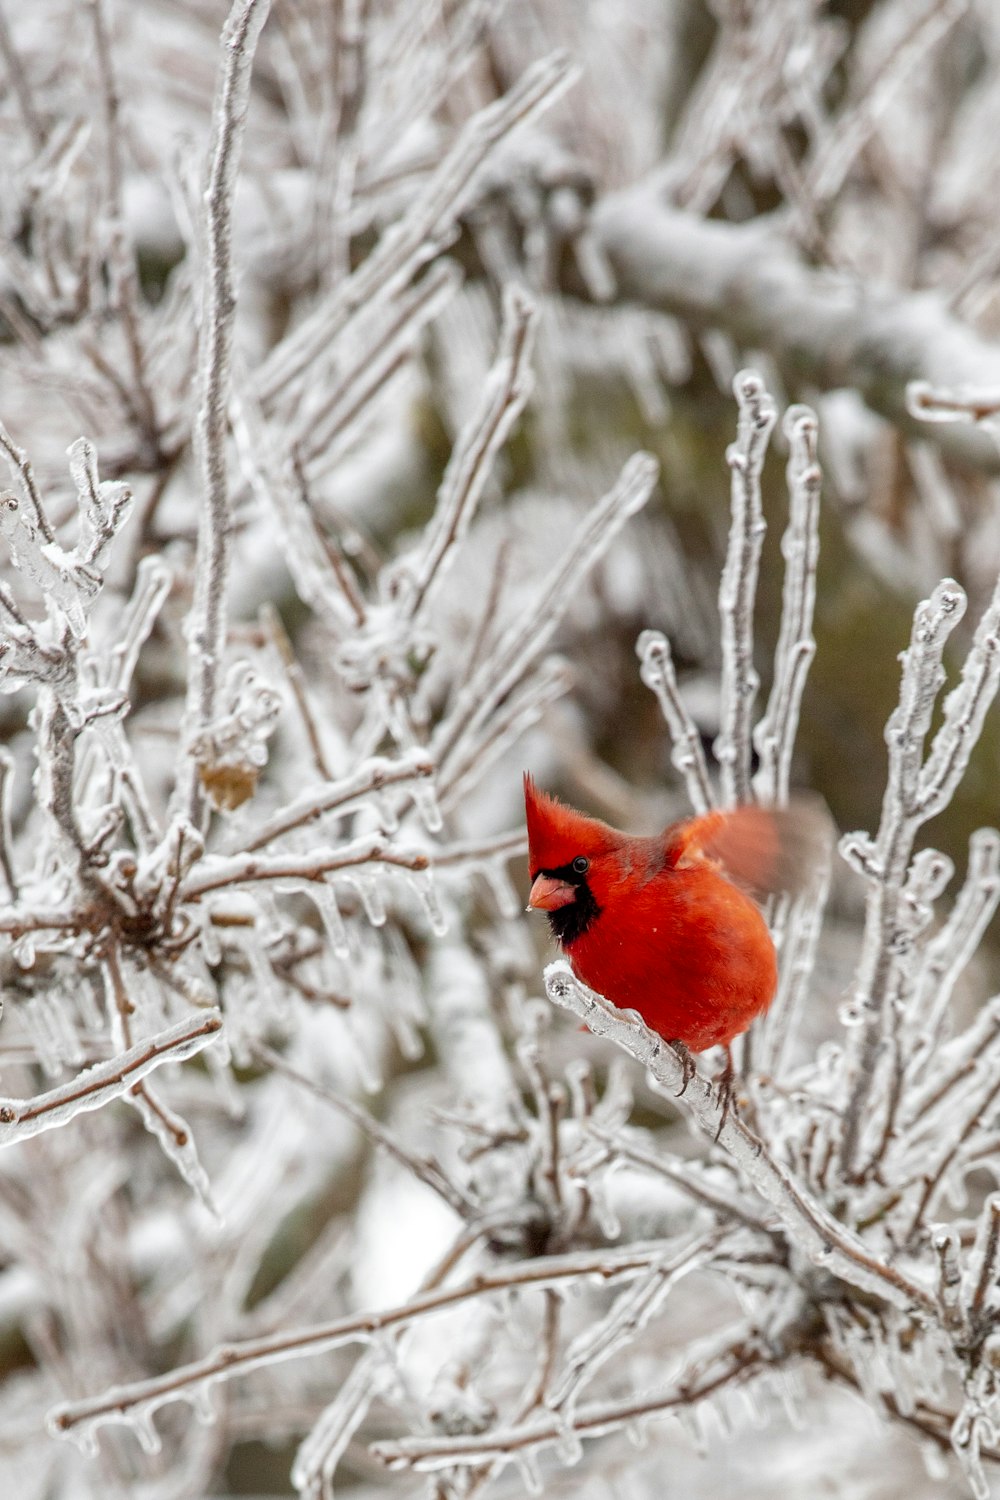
[665, 798, 832, 898]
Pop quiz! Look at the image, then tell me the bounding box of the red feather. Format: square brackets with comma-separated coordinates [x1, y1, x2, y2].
[524, 775, 828, 1052]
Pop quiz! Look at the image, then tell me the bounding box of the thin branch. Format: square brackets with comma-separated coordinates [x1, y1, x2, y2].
[715, 369, 775, 805]
[242, 748, 434, 852]
[753, 403, 821, 805]
[405, 283, 537, 624]
[260, 600, 334, 780]
[49, 1240, 681, 1436]
[372, 1335, 764, 1470]
[252, 1042, 474, 1216]
[0, 1012, 222, 1145]
[177, 0, 272, 827]
[544, 961, 935, 1316]
[636, 629, 714, 814]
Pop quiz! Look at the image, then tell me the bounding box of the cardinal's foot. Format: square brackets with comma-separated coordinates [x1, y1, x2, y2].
[713, 1046, 739, 1141]
[670, 1041, 697, 1097]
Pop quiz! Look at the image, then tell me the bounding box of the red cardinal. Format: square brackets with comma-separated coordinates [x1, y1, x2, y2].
[525, 775, 825, 1053]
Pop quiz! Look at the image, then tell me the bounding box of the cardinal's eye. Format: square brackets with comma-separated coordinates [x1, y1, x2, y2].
[572, 856, 589, 875]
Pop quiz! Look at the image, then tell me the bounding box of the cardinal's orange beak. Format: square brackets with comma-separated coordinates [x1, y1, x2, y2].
[527, 874, 576, 912]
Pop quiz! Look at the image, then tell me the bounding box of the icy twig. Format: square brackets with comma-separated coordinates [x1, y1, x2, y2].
[231, 386, 368, 639]
[182, 834, 433, 898]
[258, 51, 574, 405]
[178, 0, 272, 826]
[902, 1071, 1000, 1242]
[970, 1195, 1000, 1320]
[753, 403, 821, 805]
[915, 578, 1000, 825]
[0, 748, 17, 899]
[252, 1042, 474, 1215]
[908, 383, 1000, 426]
[0, 418, 52, 542]
[291, 1214, 522, 1497]
[840, 578, 967, 1173]
[260, 601, 334, 780]
[48, 1240, 679, 1437]
[103, 946, 216, 1208]
[372, 1333, 764, 1470]
[805, 0, 964, 207]
[0, 1012, 222, 1146]
[90, 0, 160, 454]
[636, 629, 714, 814]
[295, 257, 460, 471]
[435, 452, 658, 783]
[405, 283, 537, 624]
[242, 749, 434, 851]
[546, 1230, 726, 1414]
[914, 828, 1000, 1043]
[543, 962, 934, 1315]
[933, 1226, 969, 1338]
[587, 1126, 771, 1231]
[0, 438, 133, 640]
[715, 370, 776, 806]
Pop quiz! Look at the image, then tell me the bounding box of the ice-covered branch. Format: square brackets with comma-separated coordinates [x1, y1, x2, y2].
[0, 1012, 222, 1145]
[372, 1331, 764, 1471]
[636, 629, 714, 814]
[912, 828, 1000, 1042]
[715, 370, 775, 805]
[242, 748, 434, 851]
[753, 404, 821, 805]
[181, 833, 433, 898]
[48, 1240, 680, 1440]
[543, 962, 934, 1316]
[840, 578, 969, 1172]
[435, 452, 658, 786]
[177, 0, 272, 826]
[258, 51, 574, 406]
[404, 283, 537, 624]
[841, 563, 1000, 1177]
[589, 190, 1000, 473]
